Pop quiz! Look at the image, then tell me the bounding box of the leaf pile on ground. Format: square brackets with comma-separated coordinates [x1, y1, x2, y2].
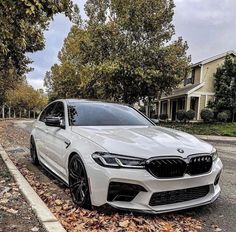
[8, 160, 205, 232]
[0, 156, 46, 232]
[6, 143, 202, 232]
[0, 121, 30, 148]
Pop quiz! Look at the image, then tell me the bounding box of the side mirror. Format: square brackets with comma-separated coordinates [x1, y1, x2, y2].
[151, 118, 159, 124]
[45, 117, 65, 129]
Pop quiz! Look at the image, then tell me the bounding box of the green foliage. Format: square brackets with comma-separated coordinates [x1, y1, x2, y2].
[200, 108, 214, 122]
[185, 109, 195, 121]
[0, 0, 74, 105]
[224, 110, 232, 120]
[176, 110, 186, 121]
[160, 114, 168, 120]
[45, 0, 190, 104]
[176, 109, 195, 122]
[217, 112, 229, 122]
[212, 55, 236, 121]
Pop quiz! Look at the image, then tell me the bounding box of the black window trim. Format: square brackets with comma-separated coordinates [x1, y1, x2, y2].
[39, 101, 57, 122]
[39, 101, 66, 123]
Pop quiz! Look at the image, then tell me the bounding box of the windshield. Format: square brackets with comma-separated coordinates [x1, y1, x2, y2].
[68, 102, 153, 126]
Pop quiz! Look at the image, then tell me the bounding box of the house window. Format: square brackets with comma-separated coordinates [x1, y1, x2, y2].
[184, 69, 195, 85]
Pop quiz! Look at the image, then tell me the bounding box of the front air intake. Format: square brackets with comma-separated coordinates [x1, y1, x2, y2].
[149, 185, 210, 206]
[107, 182, 147, 202]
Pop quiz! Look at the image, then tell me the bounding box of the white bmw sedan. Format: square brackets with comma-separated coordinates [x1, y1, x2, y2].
[30, 99, 223, 213]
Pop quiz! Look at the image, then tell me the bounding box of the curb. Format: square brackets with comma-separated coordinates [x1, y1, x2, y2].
[195, 135, 236, 142]
[0, 145, 66, 232]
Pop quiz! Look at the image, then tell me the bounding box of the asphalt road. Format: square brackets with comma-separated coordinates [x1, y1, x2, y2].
[13, 120, 236, 232]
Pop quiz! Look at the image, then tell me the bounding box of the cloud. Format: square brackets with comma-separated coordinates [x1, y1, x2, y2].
[27, 0, 236, 89]
[173, 0, 236, 62]
[27, 79, 44, 90]
[26, 0, 86, 89]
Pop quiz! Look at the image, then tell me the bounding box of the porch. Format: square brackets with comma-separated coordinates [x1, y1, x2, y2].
[156, 95, 201, 121]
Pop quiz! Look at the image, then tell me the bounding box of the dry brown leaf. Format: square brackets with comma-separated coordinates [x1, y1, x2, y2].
[55, 199, 63, 206]
[31, 226, 39, 232]
[0, 206, 18, 214]
[119, 220, 130, 228]
[214, 228, 222, 232]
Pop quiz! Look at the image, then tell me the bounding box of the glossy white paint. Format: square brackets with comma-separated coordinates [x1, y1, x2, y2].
[31, 99, 223, 213]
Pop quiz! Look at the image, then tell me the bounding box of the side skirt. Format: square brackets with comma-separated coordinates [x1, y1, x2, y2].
[39, 161, 69, 187]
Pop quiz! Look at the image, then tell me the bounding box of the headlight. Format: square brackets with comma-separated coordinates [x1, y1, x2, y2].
[211, 149, 218, 161]
[92, 152, 146, 169]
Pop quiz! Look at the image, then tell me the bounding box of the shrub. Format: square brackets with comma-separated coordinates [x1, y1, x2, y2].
[176, 110, 186, 121]
[185, 109, 195, 121]
[217, 112, 228, 122]
[224, 110, 232, 121]
[160, 113, 168, 120]
[200, 108, 214, 122]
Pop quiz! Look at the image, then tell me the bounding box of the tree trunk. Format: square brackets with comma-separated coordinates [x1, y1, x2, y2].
[146, 98, 151, 118]
[13, 109, 16, 118]
[2, 105, 5, 119]
[28, 110, 30, 118]
[19, 109, 21, 118]
[33, 110, 36, 119]
[8, 107, 11, 118]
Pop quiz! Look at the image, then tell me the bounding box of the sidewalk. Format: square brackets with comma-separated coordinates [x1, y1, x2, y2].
[196, 134, 236, 142]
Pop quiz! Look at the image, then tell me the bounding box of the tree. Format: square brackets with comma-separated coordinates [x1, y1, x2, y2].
[212, 55, 236, 121]
[45, 0, 190, 106]
[5, 82, 48, 118]
[0, 0, 74, 105]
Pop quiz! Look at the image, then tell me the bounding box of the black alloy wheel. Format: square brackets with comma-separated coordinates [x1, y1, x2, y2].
[69, 155, 91, 209]
[30, 137, 39, 165]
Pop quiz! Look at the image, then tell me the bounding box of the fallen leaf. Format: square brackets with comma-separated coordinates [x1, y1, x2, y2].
[0, 206, 18, 214]
[55, 199, 63, 206]
[119, 220, 129, 228]
[214, 228, 222, 232]
[31, 226, 39, 232]
[0, 186, 11, 196]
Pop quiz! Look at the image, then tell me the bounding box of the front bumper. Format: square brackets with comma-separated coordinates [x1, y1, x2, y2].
[86, 158, 223, 213]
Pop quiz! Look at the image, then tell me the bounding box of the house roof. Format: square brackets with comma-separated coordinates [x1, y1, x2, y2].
[192, 50, 236, 68]
[161, 83, 204, 100]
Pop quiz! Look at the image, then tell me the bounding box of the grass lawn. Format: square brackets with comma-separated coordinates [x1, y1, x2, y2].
[160, 122, 236, 136]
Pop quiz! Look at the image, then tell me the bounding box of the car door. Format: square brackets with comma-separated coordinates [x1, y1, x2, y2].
[34, 102, 57, 163]
[43, 101, 69, 179]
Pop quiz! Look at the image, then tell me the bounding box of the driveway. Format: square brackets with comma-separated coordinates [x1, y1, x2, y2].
[6, 120, 236, 231]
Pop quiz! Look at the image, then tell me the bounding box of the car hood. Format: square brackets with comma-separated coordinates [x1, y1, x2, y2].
[71, 126, 213, 159]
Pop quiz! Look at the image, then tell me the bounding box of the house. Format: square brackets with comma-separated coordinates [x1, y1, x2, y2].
[156, 50, 236, 121]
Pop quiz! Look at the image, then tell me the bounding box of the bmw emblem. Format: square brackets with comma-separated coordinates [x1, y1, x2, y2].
[177, 148, 184, 154]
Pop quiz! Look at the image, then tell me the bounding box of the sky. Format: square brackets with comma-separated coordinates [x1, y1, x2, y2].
[27, 0, 236, 89]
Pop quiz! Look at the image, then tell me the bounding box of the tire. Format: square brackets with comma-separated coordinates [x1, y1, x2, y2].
[30, 136, 39, 165]
[69, 154, 92, 209]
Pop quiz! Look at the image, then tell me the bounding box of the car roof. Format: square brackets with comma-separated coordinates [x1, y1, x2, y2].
[63, 99, 129, 106]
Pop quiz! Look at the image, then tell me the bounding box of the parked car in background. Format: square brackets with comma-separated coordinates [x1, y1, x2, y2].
[30, 99, 222, 213]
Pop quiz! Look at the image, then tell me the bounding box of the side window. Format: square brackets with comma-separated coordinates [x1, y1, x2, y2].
[53, 102, 65, 118]
[39, 102, 57, 122]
